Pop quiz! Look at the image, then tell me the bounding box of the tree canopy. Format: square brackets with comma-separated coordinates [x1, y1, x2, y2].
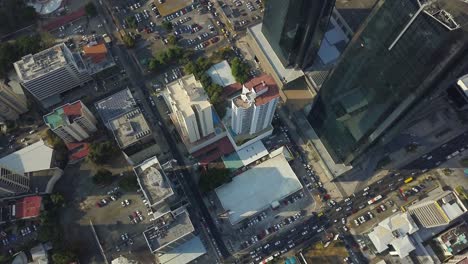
[85, 2, 98, 17]
[148, 46, 192, 72]
[162, 21, 173, 31]
[88, 141, 119, 164]
[122, 34, 135, 48]
[0, 34, 45, 77]
[119, 175, 138, 191]
[92, 169, 114, 185]
[231, 57, 250, 83]
[0, 0, 38, 36]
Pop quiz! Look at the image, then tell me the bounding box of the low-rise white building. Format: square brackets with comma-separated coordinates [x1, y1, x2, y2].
[367, 212, 419, 258]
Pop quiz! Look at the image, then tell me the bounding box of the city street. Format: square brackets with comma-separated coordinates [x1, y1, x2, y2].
[94, 0, 230, 261]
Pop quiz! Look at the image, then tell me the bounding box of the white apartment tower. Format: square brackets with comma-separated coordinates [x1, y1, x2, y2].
[231, 75, 279, 135]
[13, 43, 91, 107]
[0, 81, 28, 121]
[163, 75, 214, 143]
[0, 166, 30, 196]
[44, 100, 97, 143]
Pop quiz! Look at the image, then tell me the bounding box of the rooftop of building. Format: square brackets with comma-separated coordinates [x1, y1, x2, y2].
[436, 221, 468, 255]
[305, 10, 351, 88]
[232, 74, 280, 109]
[14, 43, 71, 82]
[134, 156, 173, 207]
[410, 189, 468, 221]
[15, 196, 42, 219]
[143, 210, 195, 252]
[215, 153, 303, 224]
[248, 24, 304, 84]
[109, 108, 152, 149]
[82, 43, 116, 75]
[367, 212, 419, 257]
[44, 100, 84, 129]
[158, 235, 207, 264]
[95, 88, 137, 129]
[206, 60, 237, 87]
[335, 0, 379, 31]
[66, 142, 89, 162]
[82, 43, 108, 64]
[191, 137, 235, 165]
[165, 74, 212, 119]
[111, 256, 139, 264]
[0, 140, 54, 174]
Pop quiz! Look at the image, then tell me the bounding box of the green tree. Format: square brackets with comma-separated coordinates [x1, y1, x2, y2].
[148, 58, 162, 71]
[231, 57, 249, 83]
[0, 0, 38, 35]
[52, 251, 77, 264]
[125, 16, 137, 29]
[119, 175, 138, 191]
[198, 168, 231, 193]
[162, 21, 173, 31]
[167, 35, 177, 45]
[88, 141, 119, 164]
[85, 2, 97, 17]
[92, 169, 114, 185]
[50, 193, 65, 206]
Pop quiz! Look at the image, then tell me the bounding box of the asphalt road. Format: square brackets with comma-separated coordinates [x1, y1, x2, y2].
[95, 0, 230, 261]
[238, 126, 468, 263]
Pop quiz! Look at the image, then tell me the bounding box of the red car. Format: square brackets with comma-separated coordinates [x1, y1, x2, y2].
[210, 37, 219, 44]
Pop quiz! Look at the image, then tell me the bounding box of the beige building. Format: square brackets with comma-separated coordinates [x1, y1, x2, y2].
[0, 80, 28, 121]
[163, 75, 214, 143]
[408, 189, 467, 228]
[44, 101, 97, 143]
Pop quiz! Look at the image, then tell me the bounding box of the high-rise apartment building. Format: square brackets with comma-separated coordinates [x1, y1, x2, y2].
[0, 80, 28, 121]
[14, 43, 91, 107]
[0, 166, 30, 196]
[262, 0, 336, 69]
[163, 75, 214, 143]
[44, 100, 97, 143]
[308, 0, 468, 164]
[408, 190, 467, 228]
[231, 75, 280, 135]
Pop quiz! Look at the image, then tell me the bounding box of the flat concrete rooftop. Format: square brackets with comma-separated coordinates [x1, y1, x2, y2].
[134, 156, 173, 207]
[215, 153, 303, 224]
[110, 108, 152, 149]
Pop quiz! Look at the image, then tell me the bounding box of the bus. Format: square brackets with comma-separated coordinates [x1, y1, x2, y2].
[368, 195, 383, 205]
[404, 177, 413, 184]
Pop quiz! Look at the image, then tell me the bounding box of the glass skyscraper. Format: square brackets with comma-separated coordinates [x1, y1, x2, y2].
[261, 0, 336, 69]
[308, 0, 468, 164]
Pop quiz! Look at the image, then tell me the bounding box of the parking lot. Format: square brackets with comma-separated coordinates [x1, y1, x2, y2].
[89, 185, 156, 262]
[220, 0, 264, 31]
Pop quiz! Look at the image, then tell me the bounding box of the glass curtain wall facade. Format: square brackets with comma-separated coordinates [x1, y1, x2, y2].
[308, 0, 468, 164]
[261, 0, 336, 69]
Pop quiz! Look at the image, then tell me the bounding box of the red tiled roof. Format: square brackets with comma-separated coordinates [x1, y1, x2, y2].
[192, 137, 235, 165]
[15, 196, 42, 219]
[244, 74, 280, 106]
[62, 101, 82, 117]
[66, 142, 90, 161]
[83, 43, 108, 63]
[222, 83, 243, 99]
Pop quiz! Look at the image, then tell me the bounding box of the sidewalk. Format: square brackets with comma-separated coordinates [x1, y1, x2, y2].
[277, 105, 346, 201]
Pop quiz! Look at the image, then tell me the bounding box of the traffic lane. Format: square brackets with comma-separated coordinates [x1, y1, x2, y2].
[97, 0, 230, 258]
